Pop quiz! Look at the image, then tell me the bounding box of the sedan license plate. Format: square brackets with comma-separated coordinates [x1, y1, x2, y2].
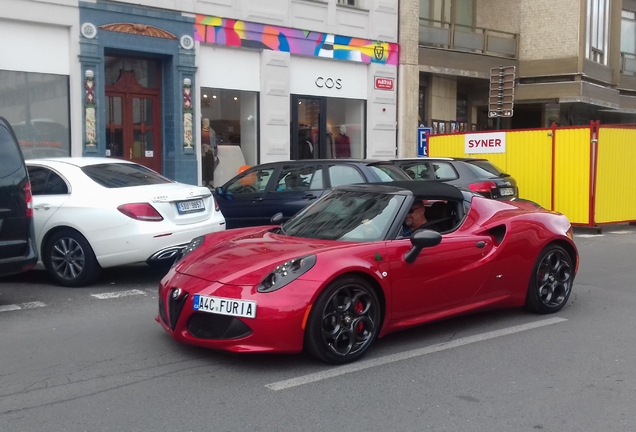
[193, 294, 257, 319]
[177, 199, 205, 214]
[500, 187, 514, 196]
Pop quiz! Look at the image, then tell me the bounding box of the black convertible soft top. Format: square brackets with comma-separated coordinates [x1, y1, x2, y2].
[336, 180, 465, 201]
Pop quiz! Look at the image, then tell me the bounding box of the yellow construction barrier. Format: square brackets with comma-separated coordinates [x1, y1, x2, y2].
[594, 127, 636, 224]
[427, 124, 636, 227]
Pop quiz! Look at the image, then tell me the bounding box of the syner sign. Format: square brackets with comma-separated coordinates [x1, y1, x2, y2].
[464, 132, 506, 154]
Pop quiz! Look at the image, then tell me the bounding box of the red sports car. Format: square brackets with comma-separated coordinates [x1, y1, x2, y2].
[157, 181, 578, 364]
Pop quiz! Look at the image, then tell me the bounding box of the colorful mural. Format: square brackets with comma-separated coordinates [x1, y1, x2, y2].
[194, 15, 398, 66]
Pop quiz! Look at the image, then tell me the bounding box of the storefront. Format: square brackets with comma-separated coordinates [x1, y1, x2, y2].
[79, 2, 197, 184]
[195, 16, 399, 187]
[0, 2, 79, 160]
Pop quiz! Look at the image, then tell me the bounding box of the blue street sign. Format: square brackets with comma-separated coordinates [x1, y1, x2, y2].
[417, 127, 431, 157]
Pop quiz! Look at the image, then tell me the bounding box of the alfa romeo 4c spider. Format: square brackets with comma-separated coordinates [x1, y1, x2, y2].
[157, 181, 578, 364]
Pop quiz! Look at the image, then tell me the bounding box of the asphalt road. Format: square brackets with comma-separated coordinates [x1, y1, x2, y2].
[0, 227, 635, 432]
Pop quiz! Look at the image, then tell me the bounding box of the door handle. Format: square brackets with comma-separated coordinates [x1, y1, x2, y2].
[34, 204, 51, 210]
[476, 241, 486, 248]
[303, 194, 318, 200]
[252, 197, 263, 202]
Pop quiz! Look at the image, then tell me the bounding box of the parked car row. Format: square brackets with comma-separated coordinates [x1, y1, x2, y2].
[3, 125, 578, 366]
[2, 120, 520, 288]
[214, 157, 519, 229]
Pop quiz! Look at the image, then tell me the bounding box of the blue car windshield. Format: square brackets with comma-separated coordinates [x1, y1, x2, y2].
[282, 190, 405, 242]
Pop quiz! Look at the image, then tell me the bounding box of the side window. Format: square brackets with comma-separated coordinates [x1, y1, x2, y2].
[402, 163, 432, 180]
[27, 167, 69, 195]
[328, 165, 365, 187]
[432, 162, 458, 180]
[275, 165, 322, 192]
[0, 125, 23, 178]
[226, 168, 274, 194]
[27, 167, 49, 195]
[45, 171, 68, 194]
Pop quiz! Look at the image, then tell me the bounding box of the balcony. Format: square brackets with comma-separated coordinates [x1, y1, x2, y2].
[419, 19, 519, 59]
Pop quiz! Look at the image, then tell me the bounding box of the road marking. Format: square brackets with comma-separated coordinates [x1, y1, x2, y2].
[265, 317, 568, 391]
[576, 234, 603, 238]
[608, 230, 633, 235]
[0, 302, 46, 313]
[90, 289, 146, 299]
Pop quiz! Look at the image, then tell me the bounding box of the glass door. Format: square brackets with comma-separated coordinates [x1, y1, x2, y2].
[291, 96, 322, 160]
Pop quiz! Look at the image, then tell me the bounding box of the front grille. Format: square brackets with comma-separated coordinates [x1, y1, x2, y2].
[168, 289, 189, 330]
[158, 298, 167, 325]
[187, 313, 252, 340]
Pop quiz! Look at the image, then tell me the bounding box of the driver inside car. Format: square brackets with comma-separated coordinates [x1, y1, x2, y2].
[401, 200, 428, 237]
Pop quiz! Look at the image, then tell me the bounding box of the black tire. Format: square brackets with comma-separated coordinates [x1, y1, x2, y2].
[304, 276, 381, 364]
[43, 229, 101, 287]
[525, 245, 573, 314]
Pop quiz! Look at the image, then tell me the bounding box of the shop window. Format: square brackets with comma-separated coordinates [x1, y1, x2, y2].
[326, 98, 365, 159]
[201, 87, 259, 187]
[0, 70, 70, 159]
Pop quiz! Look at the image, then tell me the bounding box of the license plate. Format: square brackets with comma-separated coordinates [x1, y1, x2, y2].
[193, 294, 257, 319]
[177, 199, 205, 213]
[500, 188, 514, 196]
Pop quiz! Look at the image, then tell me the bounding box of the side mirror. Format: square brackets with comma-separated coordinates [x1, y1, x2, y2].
[404, 229, 442, 264]
[270, 212, 283, 224]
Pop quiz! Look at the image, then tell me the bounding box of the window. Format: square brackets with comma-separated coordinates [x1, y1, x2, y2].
[400, 162, 434, 180]
[420, 0, 474, 26]
[328, 165, 365, 187]
[275, 165, 323, 192]
[201, 87, 259, 175]
[27, 167, 69, 195]
[587, 0, 610, 64]
[622, 10, 636, 54]
[432, 162, 458, 180]
[0, 70, 70, 159]
[337, 0, 357, 6]
[226, 168, 274, 194]
[82, 163, 171, 188]
[0, 124, 23, 178]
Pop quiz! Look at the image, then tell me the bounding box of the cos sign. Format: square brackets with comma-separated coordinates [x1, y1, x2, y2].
[375, 77, 394, 90]
[315, 77, 342, 89]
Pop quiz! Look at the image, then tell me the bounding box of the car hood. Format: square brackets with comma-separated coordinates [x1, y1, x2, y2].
[176, 227, 353, 285]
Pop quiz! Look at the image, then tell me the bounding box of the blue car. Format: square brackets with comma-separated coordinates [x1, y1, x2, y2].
[214, 159, 411, 229]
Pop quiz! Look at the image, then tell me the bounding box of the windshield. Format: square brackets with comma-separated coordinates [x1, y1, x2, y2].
[282, 190, 405, 241]
[82, 163, 172, 188]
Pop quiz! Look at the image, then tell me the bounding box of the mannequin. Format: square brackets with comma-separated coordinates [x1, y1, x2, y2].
[201, 118, 218, 187]
[334, 124, 351, 158]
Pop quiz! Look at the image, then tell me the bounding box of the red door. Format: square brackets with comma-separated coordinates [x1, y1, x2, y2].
[105, 70, 162, 173]
[387, 235, 496, 320]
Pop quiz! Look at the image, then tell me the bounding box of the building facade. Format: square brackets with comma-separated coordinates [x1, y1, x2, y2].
[0, 0, 399, 187]
[398, 0, 636, 157]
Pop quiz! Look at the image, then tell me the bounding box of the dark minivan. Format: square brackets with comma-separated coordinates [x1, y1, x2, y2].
[0, 117, 37, 277]
[215, 159, 411, 228]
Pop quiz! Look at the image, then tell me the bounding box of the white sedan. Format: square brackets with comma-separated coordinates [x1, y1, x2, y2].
[25, 157, 226, 287]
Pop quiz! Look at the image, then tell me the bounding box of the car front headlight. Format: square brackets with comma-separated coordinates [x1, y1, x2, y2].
[257, 255, 317, 293]
[173, 235, 205, 267]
